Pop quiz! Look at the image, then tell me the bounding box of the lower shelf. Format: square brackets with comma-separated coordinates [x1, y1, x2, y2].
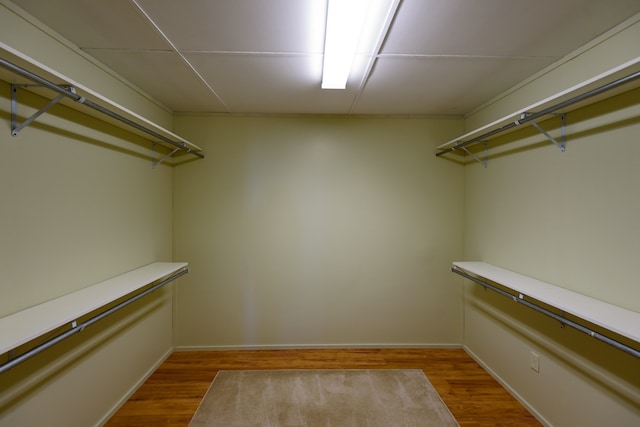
[0, 262, 188, 371]
[453, 261, 639, 358]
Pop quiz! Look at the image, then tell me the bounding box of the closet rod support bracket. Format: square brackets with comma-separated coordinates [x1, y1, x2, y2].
[11, 84, 73, 137]
[462, 142, 488, 168]
[152, 143, 180, 168]
[559, 311, 566, 329]
[521, 112, 566, 152]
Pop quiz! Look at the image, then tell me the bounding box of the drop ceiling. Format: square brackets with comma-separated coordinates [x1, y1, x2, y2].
[7, 0, 640, 116]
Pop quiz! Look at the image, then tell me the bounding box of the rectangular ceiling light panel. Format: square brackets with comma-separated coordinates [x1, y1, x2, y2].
[323, 0, 394, 89]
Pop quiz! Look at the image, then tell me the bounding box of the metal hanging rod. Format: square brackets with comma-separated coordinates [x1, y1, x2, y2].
[436, 70, 640, 157]
[0, 57, 204, 159]
[0, 267, 188, 374]
[452, 266, 640, 359]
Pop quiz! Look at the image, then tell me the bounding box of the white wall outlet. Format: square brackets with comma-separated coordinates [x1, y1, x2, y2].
[530, 351, 540, 373]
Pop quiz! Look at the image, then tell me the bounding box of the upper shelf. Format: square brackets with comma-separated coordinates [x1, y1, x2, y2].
[0, 43, 203, 164]
[436, 57, 640, 159]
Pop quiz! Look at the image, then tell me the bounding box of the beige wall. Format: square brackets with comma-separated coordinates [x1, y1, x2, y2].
[0, 4, 177, 426]
[173, 115, 464, 348]
[0, 84, 176, 426]
[2, 2, 638, 426]
[461, 16, 640, 427]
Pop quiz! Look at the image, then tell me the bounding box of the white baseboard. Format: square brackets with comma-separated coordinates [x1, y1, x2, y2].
[97, 347, 174, 426]
[174, 343, 463, 351]
[462, 345, 552, 427]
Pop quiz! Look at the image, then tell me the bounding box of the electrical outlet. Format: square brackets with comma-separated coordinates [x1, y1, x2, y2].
[530, 351, 540, 373]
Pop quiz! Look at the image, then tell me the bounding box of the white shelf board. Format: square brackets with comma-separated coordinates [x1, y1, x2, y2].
[438, 57, 640, 151]
[0, 43, 202, 153]
[0, 262, 187, 355]
[454, 261, 640, 343]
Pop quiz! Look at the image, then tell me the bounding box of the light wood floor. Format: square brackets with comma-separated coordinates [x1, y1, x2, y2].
[105, 348, 542, 426]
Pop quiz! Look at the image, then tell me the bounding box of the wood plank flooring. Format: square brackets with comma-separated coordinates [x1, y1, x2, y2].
[105, 348, 542, 427]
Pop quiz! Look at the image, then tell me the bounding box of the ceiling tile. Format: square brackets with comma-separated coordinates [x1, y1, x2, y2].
[354, 56, 558, 115]
[13, 0, 169, 49]
[184, 52, 359, 114]
[85, 49, 228, 112]
[8, 0, 640, 116]
[383, 0, 640, 57]
[136, 0, 328, 53]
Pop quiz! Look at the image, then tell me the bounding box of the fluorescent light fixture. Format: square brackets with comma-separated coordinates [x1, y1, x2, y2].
[321, 0, 370, 89]
[321, 0, 396, 90]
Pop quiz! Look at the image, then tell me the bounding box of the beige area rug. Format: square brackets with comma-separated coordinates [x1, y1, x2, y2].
[189, 369, 459, 426]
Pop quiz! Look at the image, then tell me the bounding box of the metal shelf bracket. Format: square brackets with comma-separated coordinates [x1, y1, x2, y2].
[461, 142, 488, 168]
[152, 142, 180, 168]
[519, 112, 566, 152]
[11, 84, 73, 136]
